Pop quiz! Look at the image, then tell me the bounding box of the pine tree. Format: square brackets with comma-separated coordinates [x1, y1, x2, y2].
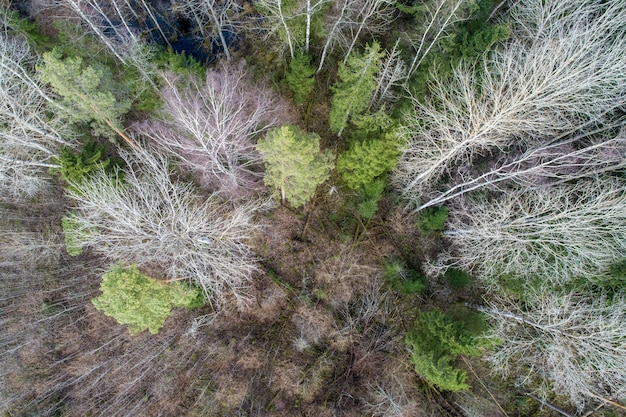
[92, 263, 203, 335]
[38, 49, 135, 147]
[329, 42, 384, 136]
[257, 125, 334, 208]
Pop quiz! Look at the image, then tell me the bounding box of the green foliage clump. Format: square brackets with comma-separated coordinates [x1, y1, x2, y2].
[418, 206, 448, 233]
[61, 215, 85, 256]
[608, 260, 626, 282]
[92, 264, 204, 335]
[357, 179, 385, 220]
[337, 110, 401, 190]
[329, 42, 385, 135]
[383, 259, 426, 295]
[153, 47, 205, 76]
[337, 135, 400, 189]
[404, 0, 511, 100]
[445, 267, 472, 289]
[257, 125, 334, 208]
[4, 11, 56, 51]
[286, 53, 316, 104]
[406, 308, 483, 392]
[54, 141, 111, 187]
[38, 49, 132, 138]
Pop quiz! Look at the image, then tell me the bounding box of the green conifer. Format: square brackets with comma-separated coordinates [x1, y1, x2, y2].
[257, 125, 334, 208]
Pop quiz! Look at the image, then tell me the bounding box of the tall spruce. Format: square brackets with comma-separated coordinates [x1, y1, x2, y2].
[329, 41, 384, 136]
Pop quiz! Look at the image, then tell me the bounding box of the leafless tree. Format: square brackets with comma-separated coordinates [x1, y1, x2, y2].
[394, 0, 626, 210]
[317, 0, 394, 72]
[415, 126, 626, 211]
[255, 0, 333, 58]
[475, 289, 626, 412]
[65, 146, 262, 308]
[402, 0, 468, 87]
[52, 0, 137, 63]
[0, 30, 75, 198]
[135, 64, 289, 199]
[173, 0, 240, 61]
[363, 376, 423, 417]
[444, 177, 626, 283]
[340, 0, 396, 64]
[369, 39, 407, 111]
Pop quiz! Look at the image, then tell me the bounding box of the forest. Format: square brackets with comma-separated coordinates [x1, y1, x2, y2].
[0, 0, 625, 415]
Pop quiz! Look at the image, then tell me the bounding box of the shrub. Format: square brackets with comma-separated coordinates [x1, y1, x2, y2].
[54, 141, 111, 188]
[417, 206, 448, 233]
[337, 111, 401, 190]
[357, 179, 386, 220]
[61, 215, 85, 256]
[92, 263, 204, 335]
[383, 259, 426, 295]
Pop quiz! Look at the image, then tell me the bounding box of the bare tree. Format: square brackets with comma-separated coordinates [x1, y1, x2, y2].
[53, 0, 137, 63]
[402, 0, 468, 87]
[415, 126, 626, 211]
[135, 64, 289, 198]
[369, 39, 407, 111]
[255, 0, 334, 58]
[65, 146, 262, 307]
[394, 0, 626, 210]
[340, 0, 396, 64]
[316, 0, 394, 72]
[475, 289, 626, 412]
[173, 0, 240, 61]
[444, 177, 626, 283]
[0, 31, 75, 198]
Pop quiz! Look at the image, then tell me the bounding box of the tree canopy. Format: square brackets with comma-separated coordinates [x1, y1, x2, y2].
[257, 124, 334, 208]
[92, 263, 203, 335]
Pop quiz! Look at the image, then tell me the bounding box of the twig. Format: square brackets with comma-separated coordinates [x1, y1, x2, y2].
[526, 393, 574, 417]
[460, 357, 510, 417]
[587, 392, 626, 412]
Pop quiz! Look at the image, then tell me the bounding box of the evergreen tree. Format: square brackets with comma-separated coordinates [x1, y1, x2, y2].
[337, 110, 401, 211]
[337, 132, 400, 190]
[286, 53, 316, 104]
[257, 125, 334, 208]
[54, 141, 112, 188]
[38, 49, 135, 146]
[406, 309, 483, 392]
[92, 263, 203, 335]
[329, 42, 384, 136]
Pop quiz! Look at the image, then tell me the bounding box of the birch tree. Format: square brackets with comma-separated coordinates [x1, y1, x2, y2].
[174, 0, 240, 61]
[340, 0, 396, 64]
[64, 147, 261, 307]
[400, 0, 469, 86]
[414, 126, 626, 211]
[444, 177, 626, 283]
[394, 0, 626, 210]
[316, 0, 394, 72]
[255, 0, 330, 59]
[0, 32, 75, 198]
[54, 0, 137, 63]
[477, 289, 626, 411]
[135, 64, 289, 198]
